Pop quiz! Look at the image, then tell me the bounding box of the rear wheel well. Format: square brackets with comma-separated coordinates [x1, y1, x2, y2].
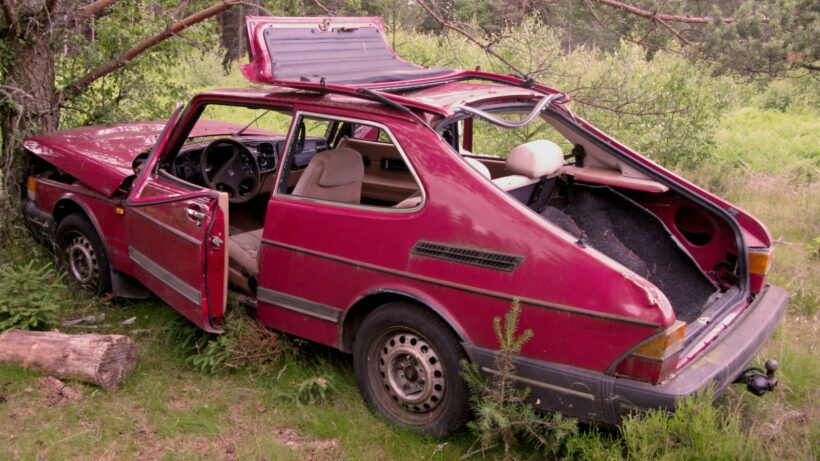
[340, 291, 465, 353]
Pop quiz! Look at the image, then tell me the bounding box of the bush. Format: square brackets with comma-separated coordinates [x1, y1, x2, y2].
[0, 261, 69, 331]
[566, 391, 760, 461]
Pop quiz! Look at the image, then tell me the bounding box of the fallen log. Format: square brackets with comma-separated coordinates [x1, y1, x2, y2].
[0, 329, 136, 390]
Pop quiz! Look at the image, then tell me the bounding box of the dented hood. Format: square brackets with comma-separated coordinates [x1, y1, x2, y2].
[24, 120, 275, 197]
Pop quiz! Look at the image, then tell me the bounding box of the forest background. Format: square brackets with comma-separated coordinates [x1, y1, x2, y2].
[0, 1, 817, 459]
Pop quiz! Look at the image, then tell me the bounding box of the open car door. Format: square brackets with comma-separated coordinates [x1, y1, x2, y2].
[125, 107, 229, 333]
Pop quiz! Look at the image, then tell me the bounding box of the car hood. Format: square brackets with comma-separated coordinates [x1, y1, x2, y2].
[24, 120, 275, 197]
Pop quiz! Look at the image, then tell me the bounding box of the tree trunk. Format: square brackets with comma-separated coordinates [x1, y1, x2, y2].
[0, 329, 136, 390]
[0, 33, 59, 222]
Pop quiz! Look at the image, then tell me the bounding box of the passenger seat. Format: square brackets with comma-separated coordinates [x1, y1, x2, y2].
[493, 140, 564, 208]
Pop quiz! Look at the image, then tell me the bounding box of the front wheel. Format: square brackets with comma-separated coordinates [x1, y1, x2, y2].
[55, 214, 111, 294]
[353, 302, 470, 436]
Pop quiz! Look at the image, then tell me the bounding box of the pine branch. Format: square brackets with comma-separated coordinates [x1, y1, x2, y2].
[591, 0, 738, 25]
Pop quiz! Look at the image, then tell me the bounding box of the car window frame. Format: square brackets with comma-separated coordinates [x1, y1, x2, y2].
[274, 110, 426, 213]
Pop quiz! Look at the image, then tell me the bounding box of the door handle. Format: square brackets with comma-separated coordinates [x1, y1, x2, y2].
[185, 207, 206, 226]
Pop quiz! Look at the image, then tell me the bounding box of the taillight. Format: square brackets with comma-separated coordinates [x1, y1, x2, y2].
[27, 176, 37, 201]
[748, 247, 774, 292]
[615, 321, 686, 384]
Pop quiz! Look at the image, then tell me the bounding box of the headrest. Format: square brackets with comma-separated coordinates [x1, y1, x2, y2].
[464, 157, 492, 179]
[314, 148, 364, 187]
[505, 140, 564, 178]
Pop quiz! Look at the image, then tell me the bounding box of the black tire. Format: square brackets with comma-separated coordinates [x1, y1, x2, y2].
[353, 302, 470, 436]
[55, 214, 111, 294]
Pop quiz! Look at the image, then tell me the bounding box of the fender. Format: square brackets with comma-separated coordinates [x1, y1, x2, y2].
[341, 287, 471, 356]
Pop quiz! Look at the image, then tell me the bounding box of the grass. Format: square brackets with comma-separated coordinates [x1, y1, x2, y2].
[712, 107, 820, 181]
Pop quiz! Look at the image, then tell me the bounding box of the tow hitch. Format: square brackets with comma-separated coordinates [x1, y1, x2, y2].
[734, 359, 779, 396]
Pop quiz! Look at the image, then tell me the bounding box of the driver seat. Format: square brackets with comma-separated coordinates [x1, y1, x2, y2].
[292, 148, 365, 204]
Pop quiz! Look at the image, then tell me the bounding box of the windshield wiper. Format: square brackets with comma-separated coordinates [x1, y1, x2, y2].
[234, 110, 271, 136]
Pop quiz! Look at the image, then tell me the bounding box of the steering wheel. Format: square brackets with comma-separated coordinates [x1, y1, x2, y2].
[200, 138, 261, 204]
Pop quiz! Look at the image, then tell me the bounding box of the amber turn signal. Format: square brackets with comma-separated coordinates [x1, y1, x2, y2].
[26, 176, 37, 201]
[748, 247, 774, 277]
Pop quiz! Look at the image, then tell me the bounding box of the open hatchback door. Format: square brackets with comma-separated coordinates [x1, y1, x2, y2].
[125, 107, 229, 333]
[241, 16, 455, 85]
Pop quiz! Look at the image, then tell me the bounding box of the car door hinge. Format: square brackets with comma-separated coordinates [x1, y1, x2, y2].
[211, 236, 223, 251]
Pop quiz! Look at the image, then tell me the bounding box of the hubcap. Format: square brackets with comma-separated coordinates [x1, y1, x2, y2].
[66, 235, 98, 287]
[377, 332, 445, 413]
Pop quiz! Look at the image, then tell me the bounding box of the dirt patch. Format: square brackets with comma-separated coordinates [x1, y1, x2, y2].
[271, 427, 340, 459]
[167, 396, 191, 412]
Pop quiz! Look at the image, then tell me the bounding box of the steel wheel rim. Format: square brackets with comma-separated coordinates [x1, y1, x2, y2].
[65, 234, 99, 288]
[368, 327, 448, 423]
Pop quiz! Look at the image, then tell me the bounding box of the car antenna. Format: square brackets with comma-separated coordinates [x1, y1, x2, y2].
[234, 110, 270, 136]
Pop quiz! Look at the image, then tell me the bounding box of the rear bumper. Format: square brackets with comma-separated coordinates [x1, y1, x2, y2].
[464, 284, 788, 425]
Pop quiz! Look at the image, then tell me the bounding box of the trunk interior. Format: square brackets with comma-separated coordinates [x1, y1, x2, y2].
[541, 182, 725, 324]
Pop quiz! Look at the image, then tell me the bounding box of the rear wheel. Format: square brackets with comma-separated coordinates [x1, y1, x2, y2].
[55, 214, 111, 294]
[353, 302, 469, 435]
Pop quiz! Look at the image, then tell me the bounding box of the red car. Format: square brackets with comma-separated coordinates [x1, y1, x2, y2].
[23, 17, 786, 434]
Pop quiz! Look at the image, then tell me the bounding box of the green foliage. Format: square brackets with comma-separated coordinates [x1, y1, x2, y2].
[56, 1, 217, 128]
[712, 107, 820, 181]
[288, 375, 334, 405]
[0, 261, 69, 331]
[461, 299, 577, 459]
[700, 0, 820, 78]
[394, 18, 733, 167]
[567, 391, 760, 461]
[808, 237, 820, 260]
[163, 306, 283, 374]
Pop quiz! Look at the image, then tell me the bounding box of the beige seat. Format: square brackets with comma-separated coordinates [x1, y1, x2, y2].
[464, 157, 492, 179]
[292, 147, 365, 204]
[492, 140, 564, 191]
[228, 228, 263, 294]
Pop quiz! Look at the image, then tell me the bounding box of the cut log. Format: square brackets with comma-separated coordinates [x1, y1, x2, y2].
[0, 329, 136, 390]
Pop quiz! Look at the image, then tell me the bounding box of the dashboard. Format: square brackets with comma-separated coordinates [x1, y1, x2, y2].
[168, 136, 328, 186]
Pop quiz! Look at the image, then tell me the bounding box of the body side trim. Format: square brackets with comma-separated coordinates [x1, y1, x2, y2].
[257, 287, 343, 323]
[480, 366, 596, 400]
[129, 246, 202, 306]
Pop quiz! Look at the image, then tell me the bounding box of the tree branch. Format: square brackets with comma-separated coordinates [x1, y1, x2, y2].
[311, 0, 334, 16]
[416, 0, 528, 78]
[61, 0, 238, 102]
[78, 0, 123, 17]
[591, 0, 736, 24]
